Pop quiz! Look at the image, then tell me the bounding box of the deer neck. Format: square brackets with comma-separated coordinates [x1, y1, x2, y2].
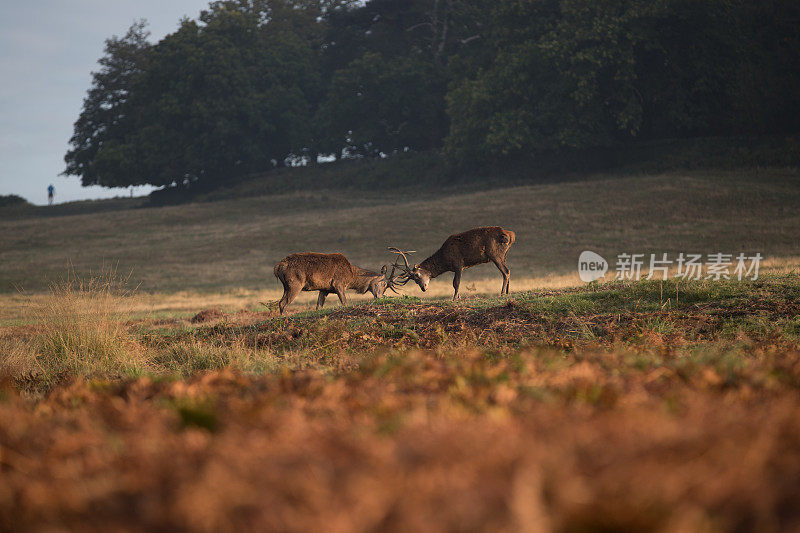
[419, 255, 447, 279]
[350, 266, 378, 294]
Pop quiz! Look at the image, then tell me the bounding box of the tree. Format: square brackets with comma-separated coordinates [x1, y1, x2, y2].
[90, 1, 322, 188]
[63, 21, 151, 187]
[443, 0, 800, 166]
[317, 51, 446, 156]
[317, 0, 469, 157]
[65, 0, 800, 187]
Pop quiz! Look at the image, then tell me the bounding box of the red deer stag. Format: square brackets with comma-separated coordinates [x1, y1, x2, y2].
[274, 252, 399, 314]
[390, 226, 515, 300]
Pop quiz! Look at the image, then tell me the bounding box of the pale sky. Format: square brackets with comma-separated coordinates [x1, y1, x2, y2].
[0, 1, 211, 205]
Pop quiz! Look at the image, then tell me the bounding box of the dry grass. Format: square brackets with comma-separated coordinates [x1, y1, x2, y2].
[149, 336, 276, 375]
[1, 346, 799, 531]
[2, 270, 146, 383]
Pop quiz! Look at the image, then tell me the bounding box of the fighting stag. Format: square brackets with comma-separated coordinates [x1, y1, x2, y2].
[274, 252, 403, 315]
[389, 226, 516, 300]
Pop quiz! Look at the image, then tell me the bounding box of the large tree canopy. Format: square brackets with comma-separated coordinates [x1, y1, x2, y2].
[445, 0, 800, 165]
[107, 6, 320, 187]
[63, 21, 151, 187]
[66, 1, 323, 188]
[64, 0, 800, 188]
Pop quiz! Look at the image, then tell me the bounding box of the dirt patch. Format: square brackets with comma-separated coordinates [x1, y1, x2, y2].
[190, 308, 226, 324]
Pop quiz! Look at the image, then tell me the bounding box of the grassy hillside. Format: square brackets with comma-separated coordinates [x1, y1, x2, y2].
[1, 164, 799, 297]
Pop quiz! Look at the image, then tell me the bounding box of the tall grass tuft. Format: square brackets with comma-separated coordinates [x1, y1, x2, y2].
[5, 269, 146, 381]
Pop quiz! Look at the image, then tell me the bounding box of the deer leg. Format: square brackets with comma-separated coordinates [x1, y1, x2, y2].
[502, 262, 511, 295]
[333, 283, 348, 307]
[279, 284, 301, 315]
[278, 288, 289, 315]
[316, 290, 328, 310]
[492, 258, 511, 295]
[452, 268, 463, 301]
[503, 251, 511, 294]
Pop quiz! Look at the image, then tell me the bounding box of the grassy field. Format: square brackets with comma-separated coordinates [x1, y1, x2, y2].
[1, 166, 799, 297]
[2, 163, 800, 530]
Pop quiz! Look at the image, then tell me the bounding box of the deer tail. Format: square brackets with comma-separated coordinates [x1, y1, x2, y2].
[266, 261, 288, 312]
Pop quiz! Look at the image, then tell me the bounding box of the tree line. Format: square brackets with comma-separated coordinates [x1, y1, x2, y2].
[64, 0, 800, 190]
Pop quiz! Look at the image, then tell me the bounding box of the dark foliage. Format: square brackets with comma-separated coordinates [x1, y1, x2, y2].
[64, 0, 800, 189]
[0, 195, 29, 208]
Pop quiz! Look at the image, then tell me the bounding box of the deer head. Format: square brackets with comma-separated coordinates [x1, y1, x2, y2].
[365, 265, 391, 298]
[388, 247, 429, 292]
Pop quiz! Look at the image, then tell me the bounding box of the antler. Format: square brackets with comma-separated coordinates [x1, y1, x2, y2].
[386, 268, 403, 294]
[388, 247, 414, 270]
[386, 247, 416, 292]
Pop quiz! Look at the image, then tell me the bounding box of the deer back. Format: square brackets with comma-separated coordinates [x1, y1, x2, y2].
[275, 252, 356, 291]
[349, 265, 386, 294]
[433, 226, 515, 270]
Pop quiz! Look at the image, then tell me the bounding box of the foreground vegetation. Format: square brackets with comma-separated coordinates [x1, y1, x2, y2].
[2, 275, 800, 530]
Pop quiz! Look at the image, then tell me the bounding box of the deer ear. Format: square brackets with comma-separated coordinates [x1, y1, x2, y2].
[381, 265, 387, 275]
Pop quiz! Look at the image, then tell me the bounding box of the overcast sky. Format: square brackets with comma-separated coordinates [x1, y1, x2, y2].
[0, 1, 211, 205]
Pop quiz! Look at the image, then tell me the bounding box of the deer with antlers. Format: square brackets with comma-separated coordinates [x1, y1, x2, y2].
[274, 252, 402, 314]
[389, 226, 515, 300]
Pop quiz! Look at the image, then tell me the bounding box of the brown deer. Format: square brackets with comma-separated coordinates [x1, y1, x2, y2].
[274, 252, 400, 314]
[390, 226, 515, 300]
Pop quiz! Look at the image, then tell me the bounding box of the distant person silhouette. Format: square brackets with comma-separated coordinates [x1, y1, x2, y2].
[47, 184, 54, 205]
